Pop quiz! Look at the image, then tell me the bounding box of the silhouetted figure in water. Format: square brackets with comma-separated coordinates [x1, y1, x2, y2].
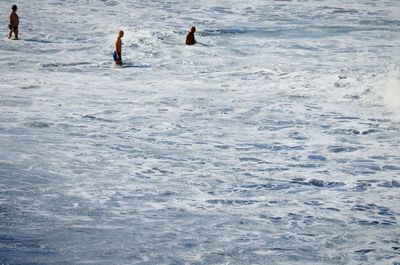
[185, 26, 196, 45]
[8, 5, 19, 39]
[113, 30, 124, 65]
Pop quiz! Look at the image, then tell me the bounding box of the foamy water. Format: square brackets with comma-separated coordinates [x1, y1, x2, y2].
[384, 77, 400, 119]
[0, 1, 399, 264]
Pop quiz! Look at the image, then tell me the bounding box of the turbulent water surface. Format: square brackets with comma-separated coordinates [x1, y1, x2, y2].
[1, 0, 400, 264]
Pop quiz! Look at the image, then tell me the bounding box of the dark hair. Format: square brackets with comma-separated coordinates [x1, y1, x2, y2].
[12, 5, 17, 11]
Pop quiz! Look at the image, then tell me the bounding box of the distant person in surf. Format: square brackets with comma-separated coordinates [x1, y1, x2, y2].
[113, 30, 124, 65]
[185, 26, 196, 45]
[8, 5, 19, 39]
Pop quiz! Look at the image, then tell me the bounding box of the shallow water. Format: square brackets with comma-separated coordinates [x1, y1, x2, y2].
[0, 0, 399, 264]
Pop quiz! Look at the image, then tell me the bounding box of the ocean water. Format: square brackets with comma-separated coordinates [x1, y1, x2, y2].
[0, 0, 399, 264]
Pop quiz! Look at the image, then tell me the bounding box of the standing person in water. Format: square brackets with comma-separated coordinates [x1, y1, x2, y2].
[185, 26, 196, 45]
[113, 30, 124, 65]
[8, 5, 19, 39]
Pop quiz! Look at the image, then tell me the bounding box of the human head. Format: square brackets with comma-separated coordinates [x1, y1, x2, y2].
[118, 30, 124, 38]
[191, 26, 196, 33]
[12, 5, 17, 11]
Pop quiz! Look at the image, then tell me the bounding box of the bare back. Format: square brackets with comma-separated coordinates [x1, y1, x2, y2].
[9, 12, 19, 27]
[185, 32, 196, 45]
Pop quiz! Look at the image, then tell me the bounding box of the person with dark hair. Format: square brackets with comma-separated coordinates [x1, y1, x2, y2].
[185, 26, 196, 45]
[8, 5, 19, 39]
[113, 30, 124, 65]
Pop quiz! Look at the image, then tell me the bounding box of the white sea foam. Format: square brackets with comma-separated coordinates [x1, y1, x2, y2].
[384, 76, 400, 118]
[0, 0, 399, 264]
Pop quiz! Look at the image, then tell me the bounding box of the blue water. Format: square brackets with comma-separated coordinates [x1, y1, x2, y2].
[0, 0, 399, 264]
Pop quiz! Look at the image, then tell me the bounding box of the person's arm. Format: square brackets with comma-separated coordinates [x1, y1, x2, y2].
[114, 40, 120, 57]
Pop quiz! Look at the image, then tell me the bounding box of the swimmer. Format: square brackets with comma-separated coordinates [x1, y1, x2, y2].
[185, 26, 196, 45]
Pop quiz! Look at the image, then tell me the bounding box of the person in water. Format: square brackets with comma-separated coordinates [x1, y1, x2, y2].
[113, 30, 124, 65]
[185, 26, 196, 45]
[8, 5, 19, 39]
